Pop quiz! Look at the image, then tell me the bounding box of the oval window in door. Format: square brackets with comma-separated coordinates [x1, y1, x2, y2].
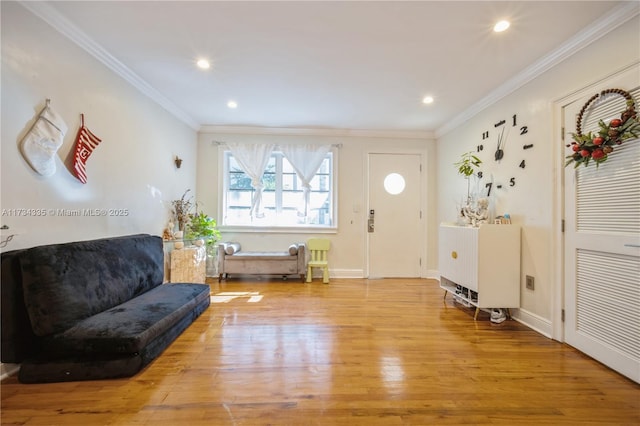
[384, 173, 405, 195]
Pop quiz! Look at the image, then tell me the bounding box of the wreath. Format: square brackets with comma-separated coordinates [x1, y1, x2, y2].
[566, 88, 640, 168]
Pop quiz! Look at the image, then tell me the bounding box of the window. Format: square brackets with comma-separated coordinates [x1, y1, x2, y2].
[222, 150, 335, 228]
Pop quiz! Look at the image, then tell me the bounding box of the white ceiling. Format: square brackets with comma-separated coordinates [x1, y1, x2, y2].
[20, 1, 638, 135]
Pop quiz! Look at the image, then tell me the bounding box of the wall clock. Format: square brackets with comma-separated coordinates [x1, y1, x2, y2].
[476, 114, 533, 196]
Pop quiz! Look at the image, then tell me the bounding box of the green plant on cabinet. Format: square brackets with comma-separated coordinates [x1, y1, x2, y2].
[454, 151, 482, 202]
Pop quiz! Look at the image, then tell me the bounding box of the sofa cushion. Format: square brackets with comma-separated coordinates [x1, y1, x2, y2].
[227, 251, 295, 261]
[41, 283, 210, 355]
[19, 234, 164, 336]
[18, 284, 210, 384]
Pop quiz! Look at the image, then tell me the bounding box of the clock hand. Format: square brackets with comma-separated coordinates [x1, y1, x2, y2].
[495, 127, 505, 161]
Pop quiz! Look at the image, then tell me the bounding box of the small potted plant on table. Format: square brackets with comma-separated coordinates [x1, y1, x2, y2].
[185, 211, 222, 276]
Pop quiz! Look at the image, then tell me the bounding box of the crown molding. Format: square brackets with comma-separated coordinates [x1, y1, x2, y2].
[435, 1, 640, 138]
[199, 125, 434, 140]
[19, 1, 200, 131]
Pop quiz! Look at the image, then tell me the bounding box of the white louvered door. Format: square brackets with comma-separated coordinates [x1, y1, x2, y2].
[563, 71, 640, 383]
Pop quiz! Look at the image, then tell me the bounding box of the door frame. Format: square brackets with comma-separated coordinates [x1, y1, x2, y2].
[551, 61, 640, 341]
[365, 149, 428, 278]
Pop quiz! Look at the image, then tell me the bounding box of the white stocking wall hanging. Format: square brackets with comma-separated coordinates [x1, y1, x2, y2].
[19, 99, 68, 177]
[72, 114, 102, 184]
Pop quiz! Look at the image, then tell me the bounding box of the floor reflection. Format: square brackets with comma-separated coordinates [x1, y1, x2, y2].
[380, 355, 406, 393]
[211, 291, 263, 303]
[219, 322, 334, 397]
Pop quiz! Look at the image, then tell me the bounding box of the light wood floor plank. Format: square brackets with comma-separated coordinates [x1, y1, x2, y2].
[2, 278, 638, 425]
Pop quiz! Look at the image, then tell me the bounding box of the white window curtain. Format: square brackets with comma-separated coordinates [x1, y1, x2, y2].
[225, 142, 275, 218]
[281, 144, 332, 218]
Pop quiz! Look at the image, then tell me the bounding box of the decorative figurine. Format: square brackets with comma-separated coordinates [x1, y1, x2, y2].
[462, 197, 489, 227]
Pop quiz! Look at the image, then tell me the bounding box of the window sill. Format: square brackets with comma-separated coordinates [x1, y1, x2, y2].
[219, 225, 338, 234]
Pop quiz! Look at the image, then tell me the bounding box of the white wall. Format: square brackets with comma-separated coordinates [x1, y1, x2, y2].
[1, 2, 197, 251]
[436, 16, 640, 331]
[196, 130, 437, 277]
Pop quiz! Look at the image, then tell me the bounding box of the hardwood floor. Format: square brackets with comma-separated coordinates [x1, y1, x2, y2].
[2, 278, 638, 425]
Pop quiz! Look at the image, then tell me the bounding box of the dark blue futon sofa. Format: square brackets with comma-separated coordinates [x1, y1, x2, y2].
[1, 234, 210, 383]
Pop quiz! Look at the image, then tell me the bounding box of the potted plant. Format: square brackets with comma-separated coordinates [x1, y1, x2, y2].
[454, 151, 482, 202]
[186, 211, 222, 275]
[185, 211, 222, 247]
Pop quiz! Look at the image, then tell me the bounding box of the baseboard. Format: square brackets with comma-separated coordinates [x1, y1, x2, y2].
[511, 308, 553, 339]
[330, 269, 365, 278]
[425, 269, 439, 280]
[328, 270, 439, 279]
[1, 363, 20, 381]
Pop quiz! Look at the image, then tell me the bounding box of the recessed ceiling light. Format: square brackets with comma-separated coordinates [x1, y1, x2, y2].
[227, 100, 238, 109]
[494, 20, 510, 33]
[422, 96, 434, 104]
[196, 59, 210, 69]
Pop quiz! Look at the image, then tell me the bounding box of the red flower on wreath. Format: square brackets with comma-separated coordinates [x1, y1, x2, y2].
[566, 88, 640, 168]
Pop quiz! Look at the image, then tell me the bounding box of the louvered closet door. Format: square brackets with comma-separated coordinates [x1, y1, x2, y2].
[563, 69, 640, 383]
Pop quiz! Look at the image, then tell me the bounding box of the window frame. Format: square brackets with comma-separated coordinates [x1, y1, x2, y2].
[218, 146, 338, 234]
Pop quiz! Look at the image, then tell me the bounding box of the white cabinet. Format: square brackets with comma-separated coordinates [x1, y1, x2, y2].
[439, 223, 520, 317]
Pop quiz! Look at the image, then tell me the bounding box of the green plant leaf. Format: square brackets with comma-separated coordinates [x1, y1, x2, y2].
[454, 151, 482, 177]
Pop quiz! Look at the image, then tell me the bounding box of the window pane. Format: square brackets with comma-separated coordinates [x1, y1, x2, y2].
[282, 159, 295, 174]
[282, 173, 297, 191]
[262, 157, 276, 191]
[262, 191, 275, 210]
[317, 158, 329, 174]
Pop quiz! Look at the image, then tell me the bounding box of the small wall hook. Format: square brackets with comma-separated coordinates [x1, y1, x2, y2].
[174, 156, 183, 169]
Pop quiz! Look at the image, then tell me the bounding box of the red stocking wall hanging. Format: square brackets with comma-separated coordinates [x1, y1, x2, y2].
[72, 114, 102, 184]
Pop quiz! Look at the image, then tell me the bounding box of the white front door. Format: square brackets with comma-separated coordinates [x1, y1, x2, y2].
[562, 69, 640, 383]
[367, 153, 422, 278]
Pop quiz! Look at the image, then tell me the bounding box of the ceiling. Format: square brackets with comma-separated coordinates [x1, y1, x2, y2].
[20, 1, 637, 135]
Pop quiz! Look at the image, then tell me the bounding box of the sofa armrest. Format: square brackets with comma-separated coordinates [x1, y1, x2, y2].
[218, 242, 243, 275]
[217, 243, 227, 275]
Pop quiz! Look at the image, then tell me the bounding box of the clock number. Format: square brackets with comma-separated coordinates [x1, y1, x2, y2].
[510, 177, 516, 187]
[482, 131, 489, 140]
[520, 126, 528, 135]
[519, 160, 526, 169]
[477, 144, 484, 152]
[485, 182, 493, 196]
[477, 171, 483, 179]
[512, 114, 517, 126]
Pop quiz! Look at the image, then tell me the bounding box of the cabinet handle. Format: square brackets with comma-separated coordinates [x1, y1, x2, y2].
[451, 251, 457, 259]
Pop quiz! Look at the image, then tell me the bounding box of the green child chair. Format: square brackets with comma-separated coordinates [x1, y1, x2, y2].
[306, 238, 330, 283]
